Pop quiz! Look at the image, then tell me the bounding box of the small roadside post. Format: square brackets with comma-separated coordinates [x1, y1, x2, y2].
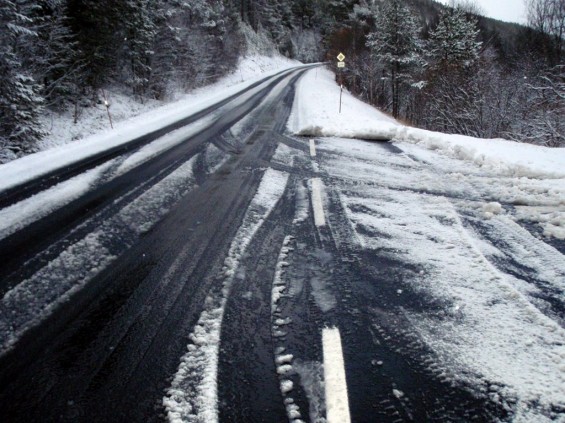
[337, 52, 345, 113]
[101, 89, 114, 129]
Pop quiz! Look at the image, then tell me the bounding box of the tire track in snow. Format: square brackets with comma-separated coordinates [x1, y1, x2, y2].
[458, 211, 565, 327]
[163, 168, 289, 423]
[271, 235, 308, 422]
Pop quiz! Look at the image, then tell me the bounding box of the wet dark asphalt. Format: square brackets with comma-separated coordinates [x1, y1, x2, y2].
[214, 142, 509, 422]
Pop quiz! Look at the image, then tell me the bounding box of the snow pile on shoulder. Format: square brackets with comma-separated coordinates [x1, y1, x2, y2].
[288, 67, 397, 140]
[234, 54, 302, 83]
[289, 67, 565, 179]
[398, 126, 565, 179]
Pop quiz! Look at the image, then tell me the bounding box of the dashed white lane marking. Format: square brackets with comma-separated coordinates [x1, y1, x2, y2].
[310, 139, 317, 157]
[322, 327, 351, 423]
[311, 178, 326, 227]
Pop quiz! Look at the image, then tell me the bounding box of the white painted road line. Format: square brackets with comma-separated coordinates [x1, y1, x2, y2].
[311, 178, 326, 227]
[322, 327, 351, 423]
[310, 139, 317, 157]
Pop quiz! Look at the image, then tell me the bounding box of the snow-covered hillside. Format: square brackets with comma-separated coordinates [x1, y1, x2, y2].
[38, 55, 302, 154]
[0, 55, 300, 164]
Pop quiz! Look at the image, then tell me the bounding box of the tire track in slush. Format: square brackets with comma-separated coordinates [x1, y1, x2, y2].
[163, 169, 290, 422]
[266, 164, 355, 422]
[0, 67, 309, 295]
[164, 69, 308, 423]
[265, 139, 509, 422]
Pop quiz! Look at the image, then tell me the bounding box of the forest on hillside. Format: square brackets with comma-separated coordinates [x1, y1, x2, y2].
[337, 0, 564, 147]
[1, 0, 563, 160]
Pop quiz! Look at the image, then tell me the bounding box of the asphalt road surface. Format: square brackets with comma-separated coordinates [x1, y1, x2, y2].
[0, 66, 563, 423]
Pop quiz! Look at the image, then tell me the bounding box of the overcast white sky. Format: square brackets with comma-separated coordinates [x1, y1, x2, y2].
[436, 0, 527, 24]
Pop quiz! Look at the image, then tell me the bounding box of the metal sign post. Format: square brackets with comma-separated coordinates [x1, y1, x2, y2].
[339, 81, 343, 114]
[337, 53, 345, 114]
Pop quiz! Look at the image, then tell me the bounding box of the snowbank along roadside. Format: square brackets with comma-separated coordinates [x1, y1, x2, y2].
[0, 55, 303, 187]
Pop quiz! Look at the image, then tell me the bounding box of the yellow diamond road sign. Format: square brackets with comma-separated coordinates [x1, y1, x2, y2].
[337, 52, 345, 62]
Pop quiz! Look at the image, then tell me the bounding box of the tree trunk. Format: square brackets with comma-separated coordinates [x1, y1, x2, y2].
[392, 61, 399, 118]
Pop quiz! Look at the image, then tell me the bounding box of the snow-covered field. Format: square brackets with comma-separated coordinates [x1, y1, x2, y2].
[289, 67, 565, 421]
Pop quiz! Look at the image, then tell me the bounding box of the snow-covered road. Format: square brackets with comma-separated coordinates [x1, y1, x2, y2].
[0, 64, 563, 423]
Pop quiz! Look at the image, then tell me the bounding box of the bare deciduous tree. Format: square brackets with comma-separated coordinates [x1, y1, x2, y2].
[526, 0, 565, 62]
[452, 0, 485, 16]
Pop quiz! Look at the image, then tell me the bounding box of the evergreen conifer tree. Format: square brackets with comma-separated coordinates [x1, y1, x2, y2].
[366, 0, 424, 118]
[30, 0, 83, 109]
[429, 8, 481, 66]
[424, 7, 483, 135]
[122, 0, 156, 97]
[66, 0, 123, 88]
[0, 0, 44, 154]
